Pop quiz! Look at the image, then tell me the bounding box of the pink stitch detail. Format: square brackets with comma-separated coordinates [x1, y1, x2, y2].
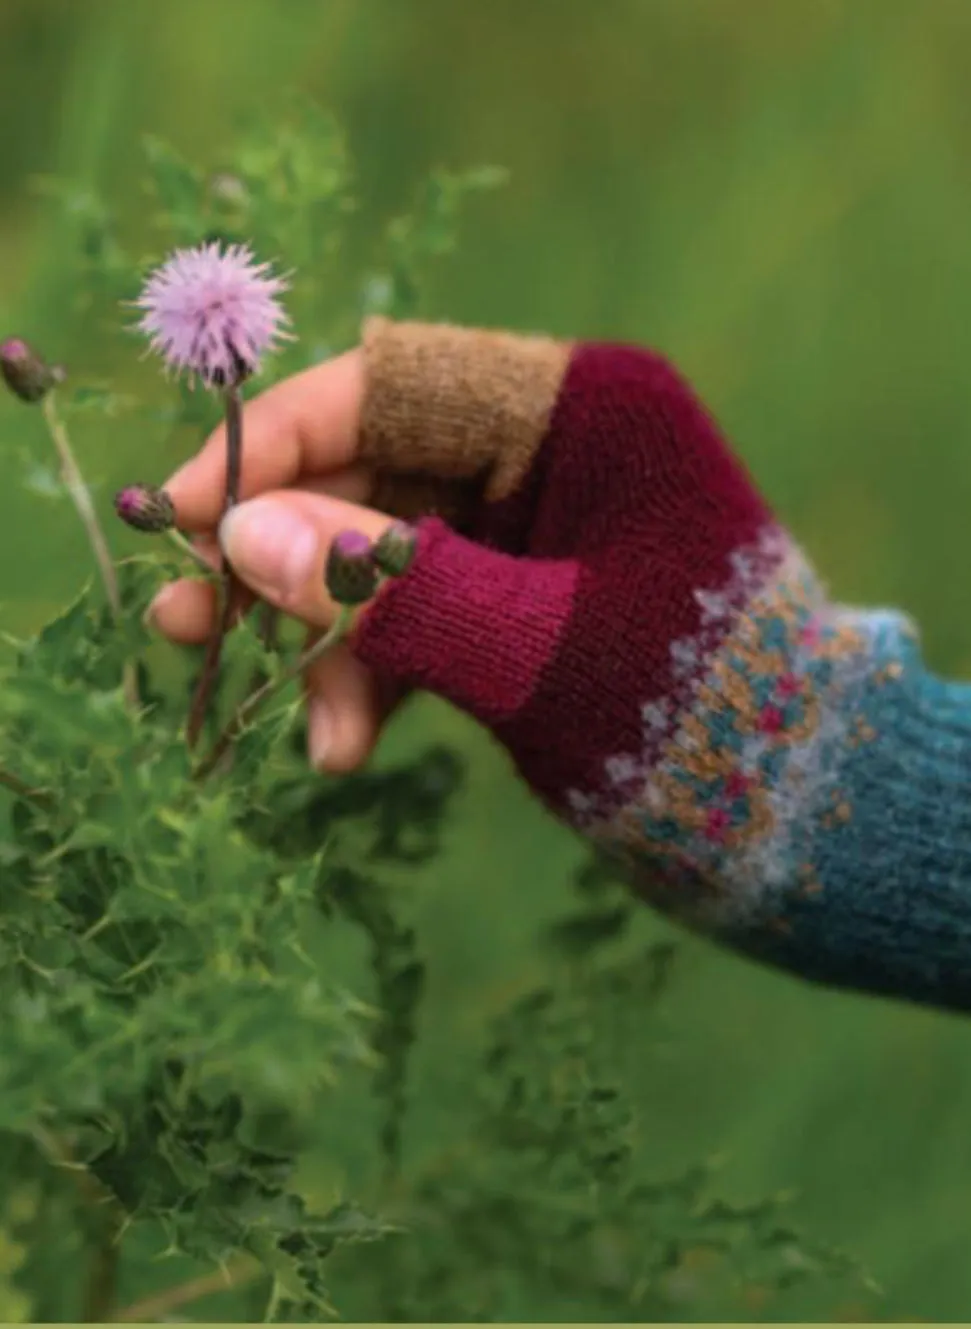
[799, 616, 822, 648]
[705, 807, 731, 841]
[777, 672, 802, 698]
[758, 703, 785, 733]
[725, 770, 752, 799]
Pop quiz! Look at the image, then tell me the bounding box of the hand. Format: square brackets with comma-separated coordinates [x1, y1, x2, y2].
[150, 348, 400, 773]
[149, 320, 771, 840]
[143, 315, 971, 1017]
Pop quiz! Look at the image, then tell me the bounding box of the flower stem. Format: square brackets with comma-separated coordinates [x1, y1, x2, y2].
[31, 1125, 126, 1323]
[112, 1255, 259, 1323]
[41, 393, 138, 709]
[186, 384, 244, 748]
[165, 527, 216, 574]
[246, 601, 281, 693]
[263, 1277, 283, 1323]
[193, 607, 354, 782]
[0, 767, 49, 807]
[83, 1213, 123, 1323]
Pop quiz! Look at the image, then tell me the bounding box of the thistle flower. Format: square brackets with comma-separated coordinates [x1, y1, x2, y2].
[133, 242, 290, 389]
[0, 338, 63, 404]
[371, 521, 418, 577]
[325, 529, 379, 606]
[114, 484, 176, 533]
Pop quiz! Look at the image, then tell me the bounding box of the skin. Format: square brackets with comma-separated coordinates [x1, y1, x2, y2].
[151, 348, 399, 773]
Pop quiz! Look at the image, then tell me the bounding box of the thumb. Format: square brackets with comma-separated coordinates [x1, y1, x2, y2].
[220, 493, 580, 731]
[218, 489, 395, 627]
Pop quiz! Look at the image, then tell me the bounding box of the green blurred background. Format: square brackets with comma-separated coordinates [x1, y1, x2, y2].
[5, 0, 971, 1318]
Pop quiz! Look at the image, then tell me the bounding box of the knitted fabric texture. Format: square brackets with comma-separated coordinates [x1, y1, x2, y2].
[353, 318, 971, 1015]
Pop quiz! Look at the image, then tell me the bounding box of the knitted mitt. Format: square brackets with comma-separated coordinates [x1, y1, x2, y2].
[353, 317, 971, 1015]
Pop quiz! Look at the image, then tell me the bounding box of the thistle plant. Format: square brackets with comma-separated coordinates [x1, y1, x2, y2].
[0, 338, 138, 708]
[133, 242, 292, 746]
[0, 106, 873, 1324]
[118, 243, 420, 775]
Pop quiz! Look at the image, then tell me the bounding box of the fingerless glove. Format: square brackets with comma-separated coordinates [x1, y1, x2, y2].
[352, 317, 971, 1015]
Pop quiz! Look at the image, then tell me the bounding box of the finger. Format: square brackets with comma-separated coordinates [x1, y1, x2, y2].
[303, 636, 384, 773]
[147, 577, 256, 644]
[300, 464, 373, 506]
[164, 349, 365, 532]
[185, 536, 222, 571]
[218, 489, 395, 629]
[176, 464, 372, 539]
[149, 466, 375, 642]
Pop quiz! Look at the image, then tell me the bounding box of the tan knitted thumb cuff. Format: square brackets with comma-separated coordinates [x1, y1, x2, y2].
[359, 316, 572, 506]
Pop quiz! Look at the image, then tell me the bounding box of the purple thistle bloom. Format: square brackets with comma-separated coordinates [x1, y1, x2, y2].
[134, 242, 291, 389]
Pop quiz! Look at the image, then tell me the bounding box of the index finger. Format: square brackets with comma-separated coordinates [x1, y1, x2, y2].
[164, 348, 364, 532]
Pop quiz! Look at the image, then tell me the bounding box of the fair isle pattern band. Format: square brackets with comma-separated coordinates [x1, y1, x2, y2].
[567, 525, 920, 935]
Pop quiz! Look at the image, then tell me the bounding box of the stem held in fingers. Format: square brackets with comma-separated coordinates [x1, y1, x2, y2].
[186, 384, 245, 747]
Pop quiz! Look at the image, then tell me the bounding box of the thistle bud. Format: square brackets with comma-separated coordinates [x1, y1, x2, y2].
[0, 338, 63, 404]
[325, 529, 379, 606]
[371, 521, 418, 578]
[114, 484, 176, 533]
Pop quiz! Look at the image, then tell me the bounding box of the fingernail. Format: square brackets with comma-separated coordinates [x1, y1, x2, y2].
[308, 698, 332, 770]
[219, 499, 319, 596]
